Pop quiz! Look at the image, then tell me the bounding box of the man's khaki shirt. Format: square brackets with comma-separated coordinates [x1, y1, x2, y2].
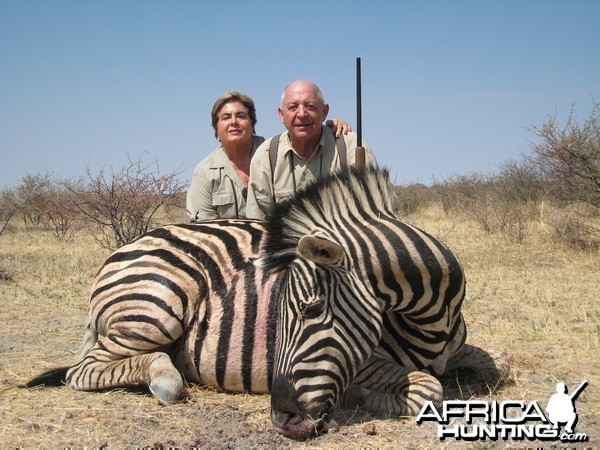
[246, 130, 376, 219]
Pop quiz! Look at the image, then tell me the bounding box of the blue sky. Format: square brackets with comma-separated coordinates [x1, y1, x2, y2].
[1, 1, 598, 188]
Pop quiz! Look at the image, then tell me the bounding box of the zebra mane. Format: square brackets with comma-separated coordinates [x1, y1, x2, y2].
[260, 166, 399, 273]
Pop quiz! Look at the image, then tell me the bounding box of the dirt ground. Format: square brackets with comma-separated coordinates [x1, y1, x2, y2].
[1, 211, 598, 448]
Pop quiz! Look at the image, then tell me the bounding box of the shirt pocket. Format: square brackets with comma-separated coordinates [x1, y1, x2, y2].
[212, 192, 237, 219]
[274, 188, 295, 203]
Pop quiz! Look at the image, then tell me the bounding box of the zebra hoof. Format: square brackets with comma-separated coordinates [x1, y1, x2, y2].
[148, 355, 185, 405]
[149, 375, 185, 405]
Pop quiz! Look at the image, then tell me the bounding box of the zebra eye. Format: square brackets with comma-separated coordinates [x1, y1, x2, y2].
[301, 300, 325, 320]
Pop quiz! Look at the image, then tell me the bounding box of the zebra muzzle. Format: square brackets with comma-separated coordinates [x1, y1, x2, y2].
[270, 375, 338, 440]
[271, 408, 338, 441]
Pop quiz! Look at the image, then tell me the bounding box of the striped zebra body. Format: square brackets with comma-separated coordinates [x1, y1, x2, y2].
[72, 220, 277, 396]
[27, 167, 509, 440]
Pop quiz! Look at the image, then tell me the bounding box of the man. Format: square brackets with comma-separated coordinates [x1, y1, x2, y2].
[546, 382, 578, 433]
[245, 80, 376, 219]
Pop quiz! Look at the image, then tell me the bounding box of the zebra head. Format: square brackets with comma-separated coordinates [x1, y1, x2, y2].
[258, 167, 397, 440]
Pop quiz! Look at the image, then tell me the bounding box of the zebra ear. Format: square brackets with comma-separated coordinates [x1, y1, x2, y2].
[297, 235, 344, 266]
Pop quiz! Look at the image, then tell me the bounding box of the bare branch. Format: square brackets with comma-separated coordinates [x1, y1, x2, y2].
[61, 154, 186, 249]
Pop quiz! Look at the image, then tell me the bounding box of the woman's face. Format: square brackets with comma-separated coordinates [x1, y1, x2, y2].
[215, 101, 254, 147]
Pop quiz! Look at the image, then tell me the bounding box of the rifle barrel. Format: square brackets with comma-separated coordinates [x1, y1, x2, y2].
[356, 57, 362, 147]
[355, 57, 365, 168]
[569, 379, 588, 401]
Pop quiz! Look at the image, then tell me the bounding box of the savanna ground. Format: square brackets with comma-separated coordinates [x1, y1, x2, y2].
[0, 203, 598, 449]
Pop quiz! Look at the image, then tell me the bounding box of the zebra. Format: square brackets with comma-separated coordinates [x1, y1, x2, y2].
[26, 166, 509, 440]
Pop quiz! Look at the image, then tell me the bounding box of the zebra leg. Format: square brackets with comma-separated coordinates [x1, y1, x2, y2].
[444, 343, 510, 385]
[339, 357, 443, 416]
[65, 325, 185, 404]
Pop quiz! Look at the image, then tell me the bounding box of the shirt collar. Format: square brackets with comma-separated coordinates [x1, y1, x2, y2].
[281, 129, 328, 160]
[208, 147, 231, 169]
[208, 136, 260, 169]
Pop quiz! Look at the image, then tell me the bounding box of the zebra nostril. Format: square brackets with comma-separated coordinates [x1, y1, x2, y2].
[315, 412, 338, 434]
[270, 375, 337, 439]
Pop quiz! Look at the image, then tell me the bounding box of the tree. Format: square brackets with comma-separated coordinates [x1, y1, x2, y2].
[14, 173, 54, 227]
[42, 184, 82, 241]
[0, 187, 18, 235]
[62, 155, 186, 250]
[529, 102, 600, 208]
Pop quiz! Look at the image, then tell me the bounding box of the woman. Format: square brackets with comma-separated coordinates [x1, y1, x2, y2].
[186, 92, 350, 220]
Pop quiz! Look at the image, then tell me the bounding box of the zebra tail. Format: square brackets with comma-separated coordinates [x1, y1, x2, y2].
[78, 317, 98, 358]
[22, 367, 69, 388]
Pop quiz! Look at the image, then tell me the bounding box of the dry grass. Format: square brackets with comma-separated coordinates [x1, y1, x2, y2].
[1, 207, 598, 448]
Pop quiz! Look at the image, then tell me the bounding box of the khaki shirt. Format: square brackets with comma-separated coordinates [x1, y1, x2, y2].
[186, 135, 265, 221]
[246, 130, 376, 219]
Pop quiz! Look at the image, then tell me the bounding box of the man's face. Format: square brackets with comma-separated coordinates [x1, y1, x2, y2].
[278, 83, 329, 143]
